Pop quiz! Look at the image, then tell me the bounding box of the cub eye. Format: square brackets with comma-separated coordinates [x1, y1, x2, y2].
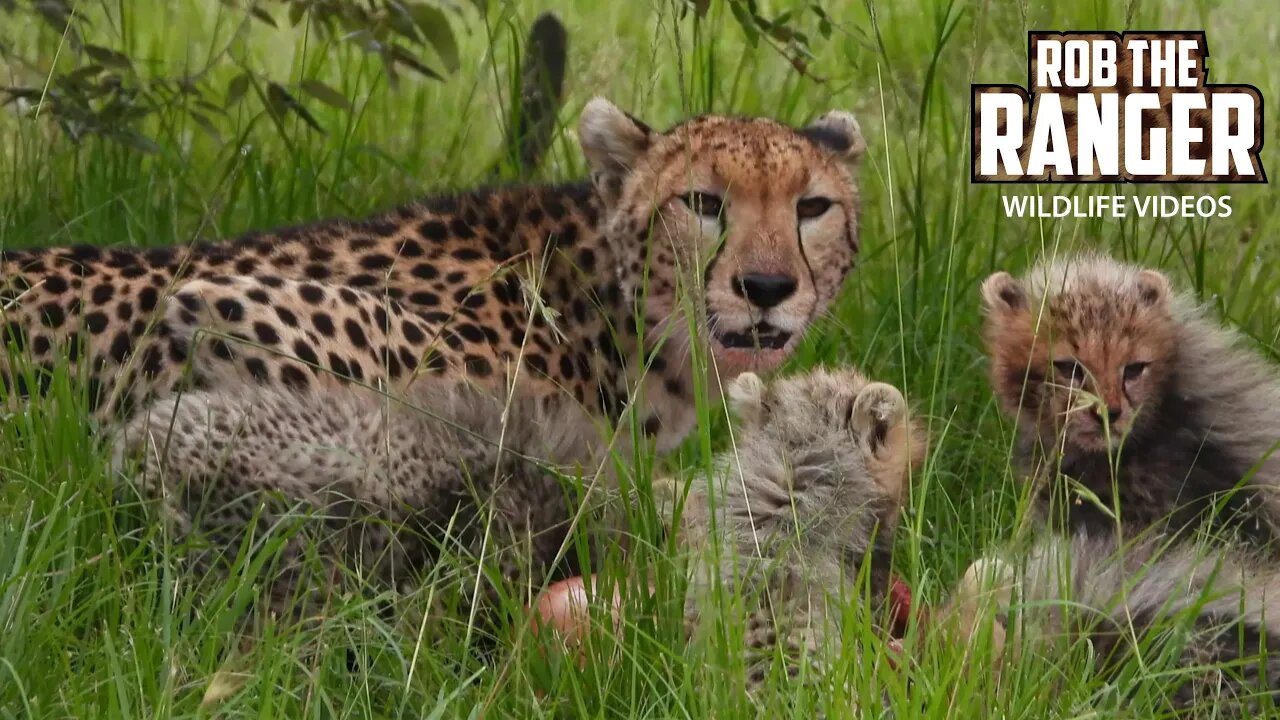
[796, 196, 833, 220]
[1123, 362, 1149, 382]
[679, 192, 724, 219]
[1052, 359, 1086, 383]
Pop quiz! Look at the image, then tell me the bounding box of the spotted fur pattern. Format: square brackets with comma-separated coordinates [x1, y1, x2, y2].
[1, 98, 866, 457]
[981, 252, 1280, 545]
[115, 377, 611, 615]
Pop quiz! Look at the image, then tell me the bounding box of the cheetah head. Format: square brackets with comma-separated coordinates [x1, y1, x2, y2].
[578, 98, 866, 376]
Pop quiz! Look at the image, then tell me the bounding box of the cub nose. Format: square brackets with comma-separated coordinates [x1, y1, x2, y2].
[1093, 406, 1122, 425]
[734, 273, 798, 309]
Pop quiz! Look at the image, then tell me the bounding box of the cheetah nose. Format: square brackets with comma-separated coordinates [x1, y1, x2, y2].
[1093, 406, 1122, 425]
[733, 273, 798, 309]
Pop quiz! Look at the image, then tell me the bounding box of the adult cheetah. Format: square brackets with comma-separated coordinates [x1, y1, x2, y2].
[1, 97, 866, 451]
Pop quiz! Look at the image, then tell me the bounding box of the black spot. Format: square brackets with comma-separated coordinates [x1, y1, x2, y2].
[411, 263, 439, 280]
[399, 347, 419, 372]
[349, 237, 376, 251]
[31, 334, 50, 355]
[244, 357, 270, 381]
[299, 284, 325, 304]
[464, 355, 492, 376]
[276, 307, 299, 327]
[139, 345, 164, 378]
[235, 258, 256, 275]
[39, 302, 65, 329]
[349, 275, 379, 288]
[559, 355, 575, 380]
[408, 290, 439, 306]
[305, 263, 332, 280]
[253, 322, 281, 345]
[260, 276, 284, 288]
[528, 355, 548, 376]
[109, 331, 132, 363]
[43, 275, 68, 295]
[312, 312, 336, 337]
[215, 298, 244, 322]
[177, 293, 202, 313]
[643, 417, 662, 436]
[440, 330, 463, 351]
[379, 346, 403, 376]
[462, 292, 486, 310]
[209, 338, 235, 360]
[422, 349, 446, 371]
[457, 323, 485, 343]
[397, 240, 424, 258]
[453, 247, 482, 261]
[247, 288, 270, 304]
[84, 311, 108, 334]
[445, 271, 466, 285]
[327, 353, 351, 379]
[402, 321, 425, 344]
[139, 287, 158, 312]
[339, 288, 359, 304]
[449, 218, 475, 239]
[293, 340, 319, 367]
[91, 284, 114, 304]
[120, 266, 147, 279]
[419, 220, 448, 241]
[360, 254, 394, 271]
[115, 302, 133, 322]
[344, 319, 368, 347]
[281, 365, 309, 389]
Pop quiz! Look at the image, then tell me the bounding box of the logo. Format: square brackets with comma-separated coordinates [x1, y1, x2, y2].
[972, 32, 1265, 183]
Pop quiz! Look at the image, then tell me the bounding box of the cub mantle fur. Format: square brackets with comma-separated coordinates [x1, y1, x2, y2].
[665, 367, 925, 690]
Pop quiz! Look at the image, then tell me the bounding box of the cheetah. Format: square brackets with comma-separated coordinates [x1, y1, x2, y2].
[980, 252, 1280, 545]
[665, 367, 924, 696]
[1, 97, 867, 454]
[941, 533, 1280, 716]
[116, 363, 918, 641]
[116, 375, 612, 616]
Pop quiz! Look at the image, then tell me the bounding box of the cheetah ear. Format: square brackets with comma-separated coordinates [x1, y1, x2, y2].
[799, 110, 866, 165]
[579, 97, 653, 204]
[1134, 269, 1170, 308]
[727, 372, 767, 425]
[980, 271, 1028, 315]
[849, 382, 906, 456]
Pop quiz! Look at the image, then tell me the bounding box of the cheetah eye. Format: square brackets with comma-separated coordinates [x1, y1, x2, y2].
[679, 192, 724, 219]
[1123, 362, 1149, 382]
[796, 196, 833, 220]
[1052, 359, 1086, 384]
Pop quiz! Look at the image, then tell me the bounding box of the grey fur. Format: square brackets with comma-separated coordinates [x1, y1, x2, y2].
[666, 367, 922, 692]
[979, 533, 1280, 714]
[114, 378, 615, 614]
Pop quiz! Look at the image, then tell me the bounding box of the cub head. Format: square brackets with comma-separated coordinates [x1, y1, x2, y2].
[727, 368, 925, 532]
[980, 254, 1178, 453]
[578, 98, 866, 376]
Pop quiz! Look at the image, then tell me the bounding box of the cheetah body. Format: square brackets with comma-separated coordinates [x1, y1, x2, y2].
[2, 98, 867, 453]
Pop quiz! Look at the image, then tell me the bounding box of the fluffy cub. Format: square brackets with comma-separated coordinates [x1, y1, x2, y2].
[980, 252, 1280, 544]
[666, 367, 924, 692]
[115, 378, 612, 615]
[943, 534, 1280, 716]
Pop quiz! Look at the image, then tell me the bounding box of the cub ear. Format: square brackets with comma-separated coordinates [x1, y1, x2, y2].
[579, 97, 653, 203]
[727, 372, 767, 425]
[1134, 269, 1170, 308]
[849, 382, 907, 455]
[798, 110, 866, 165]
[980, 271, 1028, 315]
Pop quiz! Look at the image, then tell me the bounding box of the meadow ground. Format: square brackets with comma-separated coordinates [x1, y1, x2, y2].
[1, 0, 1278, 717]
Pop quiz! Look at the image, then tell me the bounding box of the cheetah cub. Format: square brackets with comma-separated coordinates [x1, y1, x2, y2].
[981, 252, 1280, 545]
[114, 378, 615, 615]
[942, 533, 1280, 715]
[664, 367, 925, 692]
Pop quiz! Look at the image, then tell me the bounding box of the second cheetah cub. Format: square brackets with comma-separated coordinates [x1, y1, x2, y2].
[667, 367, 925, 691]
[981, 252, 1280, 545]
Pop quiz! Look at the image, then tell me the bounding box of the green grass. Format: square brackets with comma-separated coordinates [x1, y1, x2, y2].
[2, 0, 1279, 717]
